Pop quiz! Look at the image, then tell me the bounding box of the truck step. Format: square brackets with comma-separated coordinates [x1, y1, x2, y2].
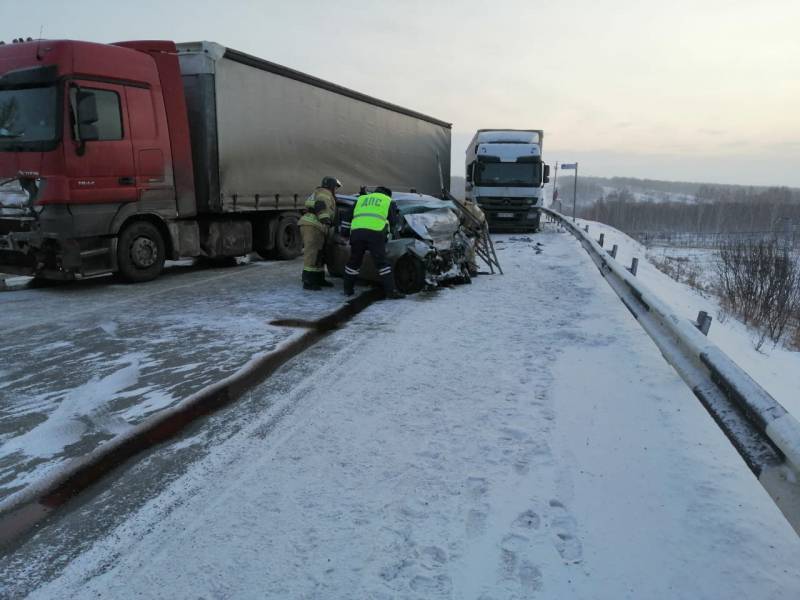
[79, 247, 110, 259]
[79, 269, 113, 278]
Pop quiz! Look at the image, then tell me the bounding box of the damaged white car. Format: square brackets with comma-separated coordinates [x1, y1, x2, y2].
[325, 192, 475, 294]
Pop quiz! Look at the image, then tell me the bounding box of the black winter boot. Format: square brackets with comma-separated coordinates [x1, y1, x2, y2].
[343, 274, 355, 297]
[381, 272, 405, 299]
[303, 271, 321, 291]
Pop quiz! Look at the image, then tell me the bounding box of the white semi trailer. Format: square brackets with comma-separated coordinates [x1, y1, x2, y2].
[464, 129, 549, 232]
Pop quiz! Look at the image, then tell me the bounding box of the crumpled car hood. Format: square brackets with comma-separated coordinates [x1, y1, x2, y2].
[0, 179, 31, 216]
[395, 196, 457, 215]
[402, 208, 460, 250]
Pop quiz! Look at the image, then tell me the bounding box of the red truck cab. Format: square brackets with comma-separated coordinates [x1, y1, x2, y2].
[0, 39, 196, 281]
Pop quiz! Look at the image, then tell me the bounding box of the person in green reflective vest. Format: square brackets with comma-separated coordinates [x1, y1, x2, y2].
[343, 186, 405, 299]
[300, 176, 340, 290]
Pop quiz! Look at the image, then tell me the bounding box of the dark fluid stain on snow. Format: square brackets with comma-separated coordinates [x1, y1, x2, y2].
[270, 318, 317, 329]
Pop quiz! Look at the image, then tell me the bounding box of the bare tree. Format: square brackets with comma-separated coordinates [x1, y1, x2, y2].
[716, 239, 800, 350]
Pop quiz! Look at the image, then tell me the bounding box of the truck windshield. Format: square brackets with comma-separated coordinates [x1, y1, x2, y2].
[0, 85, 58, 149]
[475, 162, 541, 187]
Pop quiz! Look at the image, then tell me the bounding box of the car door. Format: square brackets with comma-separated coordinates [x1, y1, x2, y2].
[64, 80, 136, 206]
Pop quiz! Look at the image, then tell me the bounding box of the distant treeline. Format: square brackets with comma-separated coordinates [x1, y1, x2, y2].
[554, 175, 800, 207]
[694, 184, 800, 204]
[578, 186, 800, 235]
[553, 175, 702, 207]
[551, 176, 604, 208]
[601, 177, 703, 196]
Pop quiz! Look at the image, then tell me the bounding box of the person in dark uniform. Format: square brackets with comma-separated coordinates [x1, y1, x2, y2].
[343, 186, 404, 299]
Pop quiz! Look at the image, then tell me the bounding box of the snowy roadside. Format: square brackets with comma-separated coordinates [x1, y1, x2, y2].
[572, 218, 800, 419]
[16, 232, 799, 599]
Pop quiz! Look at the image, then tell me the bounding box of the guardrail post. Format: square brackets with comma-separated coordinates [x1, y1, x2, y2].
[629, 257, 639, 276]
[695, 310, 713, 335]
[610, 244, 618, 258]
[598, 233, 604, 247]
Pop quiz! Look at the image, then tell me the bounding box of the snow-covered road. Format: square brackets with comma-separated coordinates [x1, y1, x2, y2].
[4, 231, 799, 598]
[0, 259, 346, 502]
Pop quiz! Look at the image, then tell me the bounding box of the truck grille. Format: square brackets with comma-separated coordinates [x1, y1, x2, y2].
[478, 197, 532, 208]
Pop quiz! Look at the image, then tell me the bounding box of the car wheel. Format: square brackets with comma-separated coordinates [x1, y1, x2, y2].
[394, 254, 426, 294]
[117, 221, 166, 283]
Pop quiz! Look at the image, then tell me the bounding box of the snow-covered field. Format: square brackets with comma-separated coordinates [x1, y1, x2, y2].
[4, 231, 798, 599]
[573, 218, 800, 419]
[644, 246, 718, 289]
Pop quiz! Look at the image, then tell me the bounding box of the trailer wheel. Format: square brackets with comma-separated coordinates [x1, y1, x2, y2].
[274, 216, 302, 260]
[117, 221, 166, 282]
[394, 254, 426, 294]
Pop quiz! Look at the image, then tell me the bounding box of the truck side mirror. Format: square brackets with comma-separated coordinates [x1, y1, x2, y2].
[77, 91, 99, 126]
[466, 162, 473, 183]
[70, 87, 100, 155]
[78, 122, 99, 142]
[543, 164, 551, 184]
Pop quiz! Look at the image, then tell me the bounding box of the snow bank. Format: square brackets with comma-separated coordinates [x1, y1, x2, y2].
[573, 217, 800, 420]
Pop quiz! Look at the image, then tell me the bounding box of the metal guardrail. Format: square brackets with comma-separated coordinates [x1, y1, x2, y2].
[543, 208, 800, 535]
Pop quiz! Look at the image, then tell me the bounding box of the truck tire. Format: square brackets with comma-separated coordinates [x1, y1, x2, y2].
[394, 254, 426, 294]
[274, 216, 302, 260]
[117, 221, 166, 283]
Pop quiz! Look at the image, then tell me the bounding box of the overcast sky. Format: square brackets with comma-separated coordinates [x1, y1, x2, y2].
[2, 0, 799, 186]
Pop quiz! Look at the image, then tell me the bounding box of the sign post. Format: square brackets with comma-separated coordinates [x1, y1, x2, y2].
[552, 160, 559, 208]
[560, 162, 579, 222]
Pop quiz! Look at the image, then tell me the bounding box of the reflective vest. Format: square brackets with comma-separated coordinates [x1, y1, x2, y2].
[351, 193, 391, 232]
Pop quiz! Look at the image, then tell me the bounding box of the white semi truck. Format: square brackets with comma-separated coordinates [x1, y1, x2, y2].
[464, 129, 549, 231]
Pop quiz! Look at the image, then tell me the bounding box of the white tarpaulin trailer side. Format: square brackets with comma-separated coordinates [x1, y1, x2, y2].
[177, 42, 452, 214]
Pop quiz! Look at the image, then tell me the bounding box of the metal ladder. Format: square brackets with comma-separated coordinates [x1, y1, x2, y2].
[443, 191, 503, 275]
[435, 154, 502, 275]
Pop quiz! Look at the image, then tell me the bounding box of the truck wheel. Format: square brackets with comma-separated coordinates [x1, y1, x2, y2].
[394, 254, 426, 294]
[117, 221, 165, 282]
[274, 216, 302, 260]
[252, 217, 272, 260]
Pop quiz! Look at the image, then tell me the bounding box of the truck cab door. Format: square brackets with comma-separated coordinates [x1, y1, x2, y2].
[125, 85, 176, 216]
[65, 81, 137, 207]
